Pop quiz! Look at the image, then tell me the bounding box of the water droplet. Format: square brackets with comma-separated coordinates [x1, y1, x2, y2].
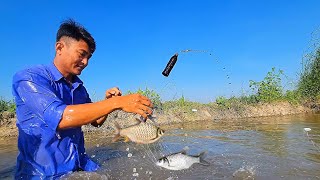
[128, 153, 133, 157]
[56, 133, 61, 139]
[126, 147, 130, 151]
[133, 168, 136, 172]
[91, 155, 96, 158]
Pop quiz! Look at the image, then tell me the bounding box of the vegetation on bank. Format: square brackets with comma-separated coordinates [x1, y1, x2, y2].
[298, 48, 320, 100]
[215, 67, 303, 109]
[0, 98, 16, 114]
[126, 67, 299, 112]
[128, 44, 320, 112]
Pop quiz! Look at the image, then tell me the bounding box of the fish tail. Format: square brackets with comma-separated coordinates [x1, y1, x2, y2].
[112, 122, 122, 143]
[198, 151, 210, 166]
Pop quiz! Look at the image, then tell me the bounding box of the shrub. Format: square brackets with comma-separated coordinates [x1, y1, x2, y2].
[126, 87, 162, 109]
[298, 49, 320, 100]
[249, 67, 284, 103]
[284, 90, 302, 105]
[0, 98, 16, 113]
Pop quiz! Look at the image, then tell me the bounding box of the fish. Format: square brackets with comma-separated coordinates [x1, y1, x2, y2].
[112, 118, 165, 144]
[156, 150, 210, 170]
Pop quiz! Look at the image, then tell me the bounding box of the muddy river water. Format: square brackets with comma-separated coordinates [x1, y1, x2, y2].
[1, 114, 320, 179]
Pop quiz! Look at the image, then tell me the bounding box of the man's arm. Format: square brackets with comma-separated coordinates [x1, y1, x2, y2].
[90, 87, 122, 127]
[91, 116, 107, 127]
[58, 94, 152, 129]
[13, 75, 150, 130]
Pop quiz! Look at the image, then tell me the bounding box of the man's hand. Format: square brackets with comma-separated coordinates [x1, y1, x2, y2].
[105, 87, 122, 99]
[119, 94, 153, 121]
[91, 87, 122, 127]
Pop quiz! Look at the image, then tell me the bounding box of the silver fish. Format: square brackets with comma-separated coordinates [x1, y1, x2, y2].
[156, 150, 209, 170]
[112, 119, 165, 144]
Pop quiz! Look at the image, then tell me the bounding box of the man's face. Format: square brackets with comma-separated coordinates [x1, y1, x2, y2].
[58, 38, 92, 76]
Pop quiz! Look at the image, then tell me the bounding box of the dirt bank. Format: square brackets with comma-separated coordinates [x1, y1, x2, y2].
[0, 101, 316, 139]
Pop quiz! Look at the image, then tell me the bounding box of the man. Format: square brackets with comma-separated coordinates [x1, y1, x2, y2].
[12, 19, 153, 179]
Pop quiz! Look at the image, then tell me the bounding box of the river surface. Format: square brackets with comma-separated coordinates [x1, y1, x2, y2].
[1, 114, 320, 179]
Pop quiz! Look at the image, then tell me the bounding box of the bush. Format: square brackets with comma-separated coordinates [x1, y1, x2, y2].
[0, 98, 16, 113]
[284, 90, 302, 105]
[298, 48, 320, 100]
[249, 67, 284, 103]
[238, 94, 259, 104]
[126, 87, 162, 109]
[215, 96, 230, 108]
[162, 95, 205, 118]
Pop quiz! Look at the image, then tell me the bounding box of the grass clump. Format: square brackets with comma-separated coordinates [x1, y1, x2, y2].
[162, 95, 208, 119]
[0, 98, 16, 113]
[298, 48, 320, 101]
[126, 87, 162, 110]
[215, 67, 303, 108]
[249, 67, 284, 103]
[163, 95, 205, 112]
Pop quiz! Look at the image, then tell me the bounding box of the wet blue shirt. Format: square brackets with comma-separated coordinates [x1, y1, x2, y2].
[12, 63, 99, 179]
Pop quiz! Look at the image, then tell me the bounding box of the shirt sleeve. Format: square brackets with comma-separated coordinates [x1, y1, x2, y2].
[13, 71, 66, 132]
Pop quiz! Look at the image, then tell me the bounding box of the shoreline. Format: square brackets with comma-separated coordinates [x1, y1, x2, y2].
[0, 101, 316, 139]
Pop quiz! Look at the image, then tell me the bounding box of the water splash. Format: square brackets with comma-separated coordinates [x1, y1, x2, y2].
[179, 49, 211, 53]
[304, 128, 320, 152]
[232, 166, 256, 180]
[60, 171, 109, 180]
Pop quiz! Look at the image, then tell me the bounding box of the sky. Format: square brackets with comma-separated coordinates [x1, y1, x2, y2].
[1, 1, 320, 103]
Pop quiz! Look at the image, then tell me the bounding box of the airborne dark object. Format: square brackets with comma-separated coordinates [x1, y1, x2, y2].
[162, 53, 178, 77]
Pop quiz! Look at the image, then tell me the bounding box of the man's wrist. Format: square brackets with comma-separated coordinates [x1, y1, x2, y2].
[107, 96, 122, 110]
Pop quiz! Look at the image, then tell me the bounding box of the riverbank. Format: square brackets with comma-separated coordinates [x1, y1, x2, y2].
[0, 101, 316, 139]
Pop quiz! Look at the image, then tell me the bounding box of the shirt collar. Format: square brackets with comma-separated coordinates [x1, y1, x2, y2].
[48, 63, 83, 84]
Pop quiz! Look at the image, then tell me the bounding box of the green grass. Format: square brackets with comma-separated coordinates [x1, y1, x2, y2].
[126, 87, 162, 110]
[118, 64, 312, 113]
[249, 67, 284, 103]
[0, 98, 16, 113]
[298, 48, 320, 101]
[213, 66, 305, 108]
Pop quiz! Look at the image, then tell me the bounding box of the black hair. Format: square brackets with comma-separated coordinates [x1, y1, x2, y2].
[56, 19, 96, 54]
